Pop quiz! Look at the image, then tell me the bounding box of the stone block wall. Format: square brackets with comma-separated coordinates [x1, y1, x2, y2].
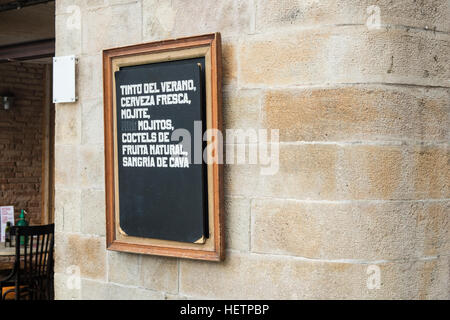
[0, 62, 45, 225]
[54, 0, 449, 299]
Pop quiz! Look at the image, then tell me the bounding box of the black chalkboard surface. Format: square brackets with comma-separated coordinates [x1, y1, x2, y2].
[114, 58, 208, 243]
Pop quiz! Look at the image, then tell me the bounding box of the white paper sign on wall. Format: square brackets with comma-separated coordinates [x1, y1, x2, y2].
[53, 55, 77, 103]
[0, 206, 14, 242]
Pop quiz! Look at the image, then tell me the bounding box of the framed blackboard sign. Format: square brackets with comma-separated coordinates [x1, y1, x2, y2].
[103, 34, 224, 261]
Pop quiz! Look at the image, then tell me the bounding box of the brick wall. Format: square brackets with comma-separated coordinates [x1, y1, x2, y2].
[0, 62, 45, 225]
[54, 0, 449, 299]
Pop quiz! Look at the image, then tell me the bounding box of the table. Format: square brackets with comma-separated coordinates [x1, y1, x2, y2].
[0, 244, 24, 270]
[0, 242, 50, 269]
[0, 244, 14, 270]
[0, 243, 26, 256]
[0, 245, 16, 257]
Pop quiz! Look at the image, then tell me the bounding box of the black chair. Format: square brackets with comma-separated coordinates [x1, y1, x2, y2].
[0, 224, 54, 300]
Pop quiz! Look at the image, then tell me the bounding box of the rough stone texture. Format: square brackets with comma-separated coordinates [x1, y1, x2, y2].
[80, 278, 108, 300]
[180, 252, 449, 299]
[251, 199, 449, 260]
[224, 197, 250, 251]
[107, 251, 141, 286]
[263, 86, 450, 142]
[412, 145, 450, 199]
[222, 89, 262, 137]
[55, 103, 81, 145]
[55, 13, 82, 56]
[78, 56, 103, 103]
[142, 0, 254, 41]
[79, 144, 105, 189]
[255, 0, 450, 33]
[225, 144, 449, 200]
[82, 2, 142, 55]
[140, 256, 179, 294]
[54, 233, 106, 281]
[225, 144, 339, 199]
[54, 273, 81, 300]
[107, 283, 164, 300]
[54, 0, 450, 299]
[54, 145, 79, 188]
[240, 27, 450, 88]
[55, 276, 165, 300]
[54, 189, 81, 233]
[222, 43, 238, 86]
[339, 145, 404, 200]
[339, 145, 449, 200]
[81, 99, 104, 145]
[80, 189, 106, 236]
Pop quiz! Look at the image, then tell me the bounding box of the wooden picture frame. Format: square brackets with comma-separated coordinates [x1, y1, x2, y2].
[102, 33, 224, 261]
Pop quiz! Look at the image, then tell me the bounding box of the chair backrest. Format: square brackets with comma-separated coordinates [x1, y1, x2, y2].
[12, 224, 55, 300]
